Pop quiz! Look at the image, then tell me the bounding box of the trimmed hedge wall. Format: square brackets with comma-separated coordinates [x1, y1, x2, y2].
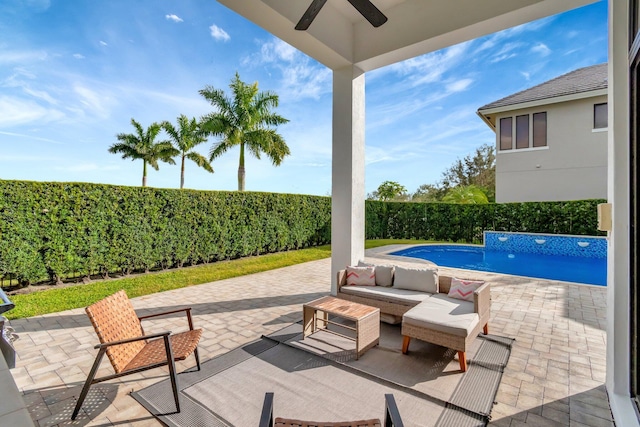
[0, 179, 604, 287]
[0, 181, 331, 285]
[365, 199, 606, 242]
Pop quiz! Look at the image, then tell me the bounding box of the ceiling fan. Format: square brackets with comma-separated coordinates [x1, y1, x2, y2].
[295, 0, 388, 31]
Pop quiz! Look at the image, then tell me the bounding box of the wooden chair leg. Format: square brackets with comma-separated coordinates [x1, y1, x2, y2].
[483, 323, 489, 335]
[401, 336, 411, 354]
[163, 336, 180, 413]
[458, 351, 467, 372]
[72, 347, 107, 420]
[194, 346, 201, 371]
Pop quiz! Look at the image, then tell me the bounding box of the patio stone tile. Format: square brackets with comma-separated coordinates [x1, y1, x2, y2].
[7, 257, 612, 426]
[569, 411, 615, 427]
[519, 382, 545, 399]
[516, 394, 544, 414]
[511, 412, 567, 427]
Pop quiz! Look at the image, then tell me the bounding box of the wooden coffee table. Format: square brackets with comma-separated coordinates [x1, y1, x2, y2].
[303, 296, 380, 359]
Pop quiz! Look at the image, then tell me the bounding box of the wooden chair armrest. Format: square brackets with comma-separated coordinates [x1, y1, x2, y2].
[337, 270, 347, 291]
[94, 331, 170, 349]
[259, 392, 274, 427]
[138, 307, 192, 320]
[473, 282, 491, 315]
[384, 394, 404, 427]
[139, 307, 196, 330]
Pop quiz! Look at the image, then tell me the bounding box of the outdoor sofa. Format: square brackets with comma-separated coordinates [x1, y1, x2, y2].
[336, 264, 490, 371]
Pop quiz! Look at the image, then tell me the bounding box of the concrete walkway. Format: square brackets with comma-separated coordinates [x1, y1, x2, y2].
[7, 253, 612, 426]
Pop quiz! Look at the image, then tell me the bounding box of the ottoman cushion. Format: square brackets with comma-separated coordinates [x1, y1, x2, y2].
[403, 294, 479, 338]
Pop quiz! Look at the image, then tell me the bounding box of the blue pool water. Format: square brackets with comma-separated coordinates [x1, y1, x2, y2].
[391, 245, 607, 286]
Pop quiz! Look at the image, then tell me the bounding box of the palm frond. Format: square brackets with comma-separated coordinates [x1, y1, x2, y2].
[199, 72, 290, 190]
[185, 152, 214, 173]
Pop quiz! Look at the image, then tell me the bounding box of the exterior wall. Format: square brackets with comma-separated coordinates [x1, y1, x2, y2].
[606, 1, 639, 425]
[494, 95, 608, 202]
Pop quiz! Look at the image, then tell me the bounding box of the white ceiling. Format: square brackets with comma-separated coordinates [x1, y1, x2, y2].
[217, 0, 597, 72]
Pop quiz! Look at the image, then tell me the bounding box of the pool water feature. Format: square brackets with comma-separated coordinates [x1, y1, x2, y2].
[390, 232, 607, 286]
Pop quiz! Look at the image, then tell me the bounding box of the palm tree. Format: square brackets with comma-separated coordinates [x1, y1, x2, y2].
[442, 185, 490, 204]
[108, 118, 179, 187]
[199, 72, 290, 191]
[162, 115, 214, 189]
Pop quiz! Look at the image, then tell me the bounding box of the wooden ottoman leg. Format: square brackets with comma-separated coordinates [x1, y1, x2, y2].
[458, 351, 467, 372]
[402, 336, 411, 354]
[483, 323, 489, 335]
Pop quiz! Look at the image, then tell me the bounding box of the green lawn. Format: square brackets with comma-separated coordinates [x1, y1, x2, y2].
[6, 239, 431, 319]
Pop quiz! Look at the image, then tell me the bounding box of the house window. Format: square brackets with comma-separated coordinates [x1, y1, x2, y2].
[516, 115, 529, 149]
[594, 103, 608, 129]
[498, 112, 547, 151]
[533, 112, 547, 147]
[500, 117, 512, 150]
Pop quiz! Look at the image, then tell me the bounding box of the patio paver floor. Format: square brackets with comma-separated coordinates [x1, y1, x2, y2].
[7, 253, 612, 426]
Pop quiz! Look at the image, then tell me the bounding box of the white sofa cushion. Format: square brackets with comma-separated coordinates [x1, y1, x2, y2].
[341, 285, 432, 306]
[403, 294, 479, 338]
[358, 261, 395, 287]
[393, 266, 438, 293]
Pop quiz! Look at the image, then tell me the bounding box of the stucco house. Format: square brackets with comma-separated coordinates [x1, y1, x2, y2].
[477, 63, 608, 203]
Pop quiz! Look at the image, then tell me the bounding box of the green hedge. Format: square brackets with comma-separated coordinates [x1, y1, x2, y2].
[0, 179, 604, 287]
[0, 181, 331, 286]
[365, 199, 606, 242]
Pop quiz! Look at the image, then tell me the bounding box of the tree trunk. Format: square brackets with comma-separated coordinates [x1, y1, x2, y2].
[142, 160, 147, 187]
[238, 143, 245, 191]
[180, 154, 186, 189]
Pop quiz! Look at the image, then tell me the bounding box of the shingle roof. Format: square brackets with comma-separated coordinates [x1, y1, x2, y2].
[478, 63, 608, 111]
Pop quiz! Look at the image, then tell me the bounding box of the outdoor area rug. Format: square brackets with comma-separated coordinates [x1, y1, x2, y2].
[132, 321, 513, 427]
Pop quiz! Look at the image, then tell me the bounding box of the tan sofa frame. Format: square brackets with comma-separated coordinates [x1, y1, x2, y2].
[336, 270, 490, 371]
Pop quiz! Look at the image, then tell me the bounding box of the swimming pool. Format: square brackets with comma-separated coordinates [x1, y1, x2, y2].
[391, 245, 607, 286]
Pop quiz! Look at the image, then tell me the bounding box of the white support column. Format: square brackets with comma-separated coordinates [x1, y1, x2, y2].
[331, 65, 366, 295]
[606, 1, 639, 425]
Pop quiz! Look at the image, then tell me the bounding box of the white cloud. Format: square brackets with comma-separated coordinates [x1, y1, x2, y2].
[490, 53, 517, 63]
[0, 96, 64, 127]
[165, 14, 183, 23]
[384, 42, 471, 87]
[73, 85, 115, 119]
[73, 53, 85, 59]
[0, 50, 48, 64]
[209, 24, 230, 42]
[99, 41, 108, 46]
[260, 39, 297, 62]
[0, 131, 61, 144]
[446, 78, 473, 93]
[531, 42, 551, 56]
[521, 71, 531, 80]
[244, 38, 331, 100]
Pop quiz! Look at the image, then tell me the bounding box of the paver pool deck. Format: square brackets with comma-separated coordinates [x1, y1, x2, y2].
[6, 248, 611, 426]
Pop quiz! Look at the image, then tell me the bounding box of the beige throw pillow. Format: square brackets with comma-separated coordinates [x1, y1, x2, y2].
[345, 266, 376, 286]
[357, 261, 394, 287]
[393, 266, 438, 293]
[447, 277, 485, 301]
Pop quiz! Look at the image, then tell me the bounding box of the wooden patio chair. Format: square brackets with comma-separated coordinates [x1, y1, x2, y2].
[258, 392, 404, 427]
[71, 290, 202, 420]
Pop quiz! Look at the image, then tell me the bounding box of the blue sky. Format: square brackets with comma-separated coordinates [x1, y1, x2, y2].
[0, 0, 607, 196]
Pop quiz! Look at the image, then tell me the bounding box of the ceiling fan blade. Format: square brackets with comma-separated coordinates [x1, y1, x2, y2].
[346, 0, 388, 27]
[295, 0, 328, 30]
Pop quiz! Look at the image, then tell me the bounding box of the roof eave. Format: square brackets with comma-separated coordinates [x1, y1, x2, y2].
[478, 88, 608, 116]
[476, 110, 496, 132]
